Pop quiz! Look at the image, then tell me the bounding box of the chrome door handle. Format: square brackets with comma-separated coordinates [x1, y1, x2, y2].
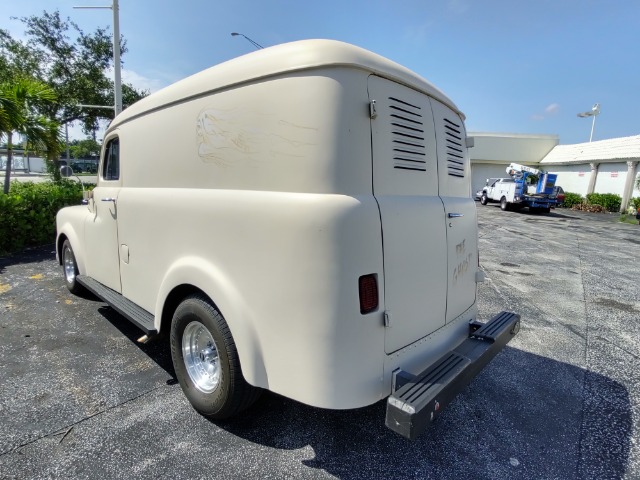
[101, 198, 116, 203]
[448, 213, 463, 218]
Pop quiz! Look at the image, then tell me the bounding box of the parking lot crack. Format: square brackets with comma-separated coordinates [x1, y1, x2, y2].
[593, 335, 640, 361]
[0, 383, 167, 457]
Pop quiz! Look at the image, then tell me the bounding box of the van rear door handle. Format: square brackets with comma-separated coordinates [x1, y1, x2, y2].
[448, 213, 463, 218]
[101, 198, 116, 203]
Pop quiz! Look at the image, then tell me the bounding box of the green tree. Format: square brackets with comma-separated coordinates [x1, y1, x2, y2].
[0, 10, 147, 135]
[69, 138, 101, 159]
[1, 78, 60, 193]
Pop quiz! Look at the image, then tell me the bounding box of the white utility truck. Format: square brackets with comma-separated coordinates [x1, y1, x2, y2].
[479, 163, 559, 213]
[56, 40, 519, 440]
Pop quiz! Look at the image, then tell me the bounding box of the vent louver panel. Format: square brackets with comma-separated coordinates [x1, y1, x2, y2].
[443, 117, 465, 178]
[389, 97, 426, 172]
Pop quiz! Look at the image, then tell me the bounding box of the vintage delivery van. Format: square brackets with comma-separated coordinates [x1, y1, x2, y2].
[56, 40, 519, 440]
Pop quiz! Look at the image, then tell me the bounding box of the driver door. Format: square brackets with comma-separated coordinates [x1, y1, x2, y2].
[83, 134, 122, 292]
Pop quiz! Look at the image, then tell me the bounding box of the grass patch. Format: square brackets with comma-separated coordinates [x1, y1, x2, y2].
[618, 214, 640, 225]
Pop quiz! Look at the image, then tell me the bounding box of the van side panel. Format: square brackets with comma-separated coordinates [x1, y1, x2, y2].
[117, 190, 385, 408]
[119, 71, 373, 196]
[115, 69, 388, 409]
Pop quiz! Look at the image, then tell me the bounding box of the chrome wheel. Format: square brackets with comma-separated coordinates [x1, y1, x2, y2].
[182, 321, 220, 393]
[63, 245, 76, 285]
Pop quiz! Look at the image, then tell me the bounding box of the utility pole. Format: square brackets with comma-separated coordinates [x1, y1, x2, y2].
[74, 0, 122, 115]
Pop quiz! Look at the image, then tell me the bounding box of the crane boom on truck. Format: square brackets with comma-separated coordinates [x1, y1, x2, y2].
[479, 163, 559, 213]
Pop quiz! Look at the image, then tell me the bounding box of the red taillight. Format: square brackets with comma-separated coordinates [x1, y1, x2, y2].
[359, 274, 378, 314]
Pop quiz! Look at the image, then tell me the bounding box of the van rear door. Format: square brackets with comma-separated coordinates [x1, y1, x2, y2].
[430, 99, 478, 323]
[368, 76, 447, 354]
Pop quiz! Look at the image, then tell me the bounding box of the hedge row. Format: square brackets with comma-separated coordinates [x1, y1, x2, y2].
[562, 192, 583, 208]
[585, 193, 622, 212]
[562, 192, 640, 213]
[0, 181, 90, 255]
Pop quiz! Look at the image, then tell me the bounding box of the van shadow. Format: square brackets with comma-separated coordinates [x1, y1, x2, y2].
[0, 244, 56, 274]
[89, 308, 633, 479]
[215, 347, 630, 480]
[97, 306, 176, 379]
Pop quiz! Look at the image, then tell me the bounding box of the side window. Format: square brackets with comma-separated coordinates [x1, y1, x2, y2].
[102, 138, 120, 181]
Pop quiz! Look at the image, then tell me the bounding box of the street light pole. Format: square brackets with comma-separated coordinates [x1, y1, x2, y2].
[577, 103, 600, 143]
[74, 0, 122, 115]
[230, 32, 264, 50]
[112, 0, 122, 115]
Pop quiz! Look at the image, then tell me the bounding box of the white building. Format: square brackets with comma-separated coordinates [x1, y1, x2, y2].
[469, 133, 640, 212]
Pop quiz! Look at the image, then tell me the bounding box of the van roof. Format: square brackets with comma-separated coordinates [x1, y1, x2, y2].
[110, 39, 463, 128]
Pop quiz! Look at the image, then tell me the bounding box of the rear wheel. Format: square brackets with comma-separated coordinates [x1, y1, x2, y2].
[500, 197, 509, 211]
[170, 294, 261, 419]
[480, 194, 488, 205]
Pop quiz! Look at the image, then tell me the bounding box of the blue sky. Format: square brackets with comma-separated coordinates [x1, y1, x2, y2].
[2, 0, 639, 144]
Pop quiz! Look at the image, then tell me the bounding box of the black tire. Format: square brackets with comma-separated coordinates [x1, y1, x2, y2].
[61, 239, 84, 295]
[170, 294, 261, 419]
[500, 197, 509, 211]
[541, 207, 551, 214]
[480, 194, 488, 205]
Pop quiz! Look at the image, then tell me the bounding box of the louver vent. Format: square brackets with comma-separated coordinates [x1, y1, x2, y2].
[444, 117, 465, 177]
[389, 97, 426, 172]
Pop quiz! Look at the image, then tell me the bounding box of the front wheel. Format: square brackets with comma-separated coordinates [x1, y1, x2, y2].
[170, 294, 261, 419]
[480, 195, 488, 205]
[61, 240, 84, 295]
[500, 197, 509, 211]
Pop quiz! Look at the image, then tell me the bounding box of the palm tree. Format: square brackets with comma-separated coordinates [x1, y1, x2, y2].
[1, 78, 58, 194]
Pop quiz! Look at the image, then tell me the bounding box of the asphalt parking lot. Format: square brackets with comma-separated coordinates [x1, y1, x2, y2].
[1, 205, 639, 480]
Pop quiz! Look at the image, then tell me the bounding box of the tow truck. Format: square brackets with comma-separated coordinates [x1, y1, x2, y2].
[479, 163, 558, 213]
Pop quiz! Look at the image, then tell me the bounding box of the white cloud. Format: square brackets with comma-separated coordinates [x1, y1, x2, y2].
[531, 103, 560, 121]
[404, 20, 434, 44]
[545, 103, 560, 115]
[447, 0, 470, 14]
[121, 69, 169, 93]
[104, 67, 170, 94]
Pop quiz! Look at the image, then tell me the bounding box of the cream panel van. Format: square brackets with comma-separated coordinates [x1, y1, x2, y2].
[56, 40, 519, 440]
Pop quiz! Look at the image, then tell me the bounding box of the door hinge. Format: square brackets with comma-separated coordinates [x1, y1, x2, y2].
[369, 100, 377, 119]
[384, 310, 392, 327]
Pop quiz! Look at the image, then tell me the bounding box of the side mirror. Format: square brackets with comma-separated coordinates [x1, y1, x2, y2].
[60, 165, 74, 177]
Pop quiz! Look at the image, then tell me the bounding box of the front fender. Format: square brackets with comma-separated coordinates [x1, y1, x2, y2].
[154, 256, 268, 389]
[56, 205, 88, 275]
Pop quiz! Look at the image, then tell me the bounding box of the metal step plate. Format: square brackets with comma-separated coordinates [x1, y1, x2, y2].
[76, 275, 157, 335]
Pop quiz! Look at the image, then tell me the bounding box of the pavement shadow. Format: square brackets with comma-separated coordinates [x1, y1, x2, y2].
[0, 244, 56, 274]
[209, 347, 632, 480]
[97, 306, 176, 379]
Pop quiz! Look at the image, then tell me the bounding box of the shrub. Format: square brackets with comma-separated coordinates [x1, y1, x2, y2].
[630, 197, 640, 210]
[0, 180, 92, 255]
[586, 193, 621, 212]
[562, 192, 583, 208]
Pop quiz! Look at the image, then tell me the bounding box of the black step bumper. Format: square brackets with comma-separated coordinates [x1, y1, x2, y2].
[385, 311, 520, 440]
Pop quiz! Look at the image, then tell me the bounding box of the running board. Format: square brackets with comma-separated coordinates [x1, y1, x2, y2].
[386, 311, 520, 440]
[76, 275, 157, 336]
